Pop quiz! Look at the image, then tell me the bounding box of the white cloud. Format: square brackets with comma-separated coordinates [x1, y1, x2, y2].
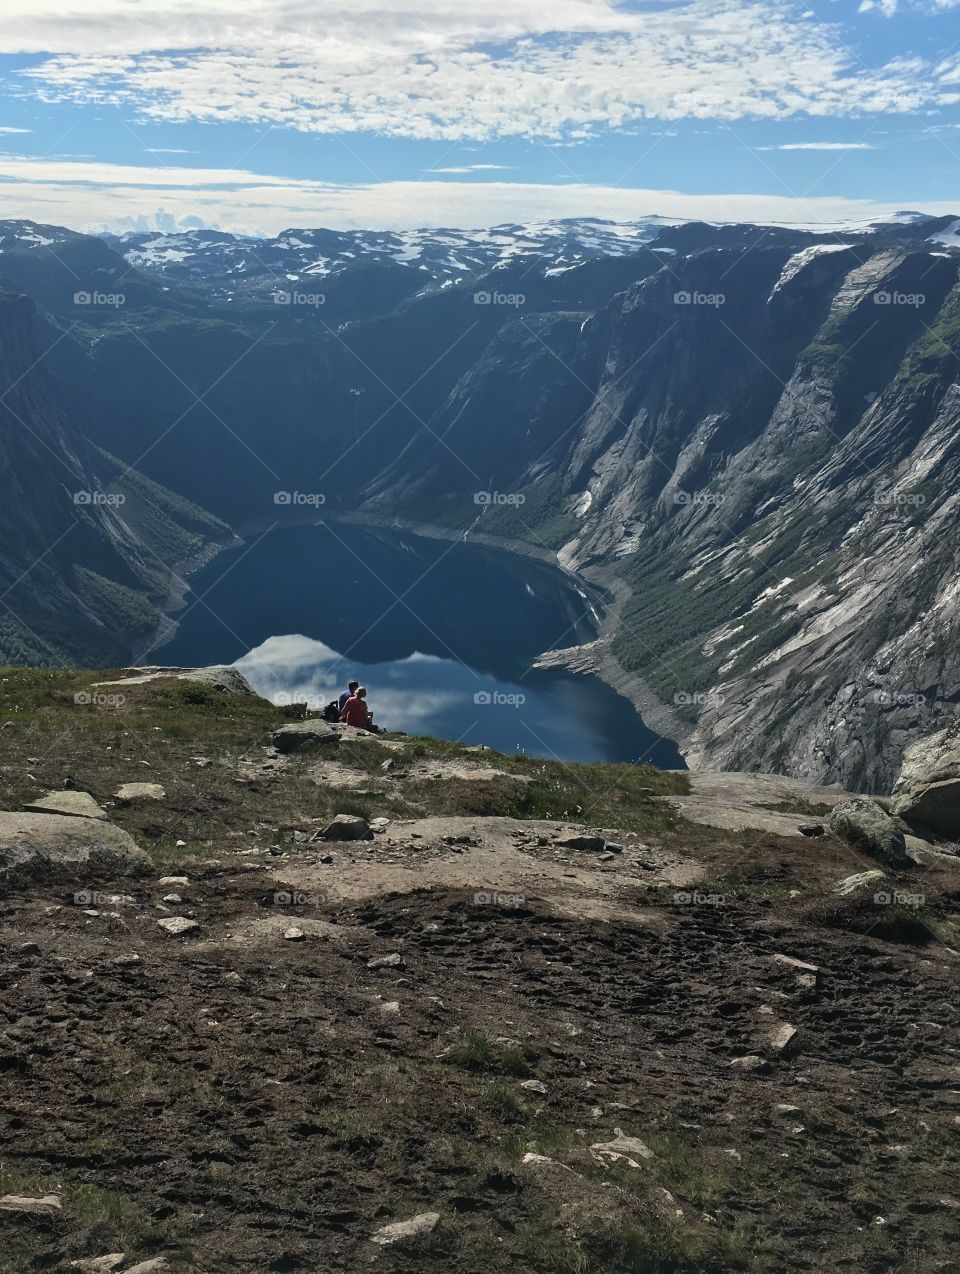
[761, 141, 878, 150]
[429, 164, 514, 174]
[0, 126, 31, 134]
[0, 152, 955, 236]
[1, 1, 956, 142]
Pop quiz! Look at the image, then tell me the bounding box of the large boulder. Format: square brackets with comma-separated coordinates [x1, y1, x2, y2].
[272, 721, 340, 754]
[0, 812, 149, 883]
[828, 797, 909, 868]
[92, 665, 258, 697]
[24, 791, 107, 820]
[891, 722, 960, 837]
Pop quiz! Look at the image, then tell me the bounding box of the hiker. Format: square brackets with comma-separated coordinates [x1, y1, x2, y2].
[340, 684, 372, 730]
[338, 680, 359, 713]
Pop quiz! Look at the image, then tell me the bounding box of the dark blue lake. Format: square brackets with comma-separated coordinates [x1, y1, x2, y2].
[159, 522, 682, 767]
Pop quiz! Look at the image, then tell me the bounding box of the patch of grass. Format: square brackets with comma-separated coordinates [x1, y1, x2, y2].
[449, 1028, 533, 1078]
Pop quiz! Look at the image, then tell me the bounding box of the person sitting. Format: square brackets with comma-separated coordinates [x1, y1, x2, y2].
[338, 680, 359, 713]
[340, 685, 372, 730]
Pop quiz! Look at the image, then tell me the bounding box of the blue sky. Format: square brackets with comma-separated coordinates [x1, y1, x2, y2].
[0, 0, 958, 234]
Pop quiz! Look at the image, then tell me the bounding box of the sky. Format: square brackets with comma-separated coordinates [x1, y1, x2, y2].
[0, 0, 958, 235]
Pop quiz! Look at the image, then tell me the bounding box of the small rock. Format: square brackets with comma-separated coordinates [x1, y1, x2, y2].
[174, 839, 187, 848]
[368, 952, 404, 969]
[124, 1261, 171, 1274]
[370, 817, 390, 830]
[521, 1079, 548, 1095]
[111, 953, 141, 966]
[370, 1212, 440, 1245]
[0, 1193, 62, 1215]
[272, 721, 339, 754]
[17, 941, 40, 956]
[797, 823, 825, 837]
[556, 834, 606, 853]
[319, 814, 371, 841]
[283, 927, 305, 941]
[767, 1023, 799, 1056]
[156, 916, 200, 936]
[380, 1000, 400, 1014]
[158, 876, 188, 887]
[162, 893, 182, 904]
[604, 841, 624, 854]
[69, 1256, 126, 1273]
[774, 1103, 801, 1115]
[729, 1054, 771, 1073]
[590, 1128, 654, 1166]
[772, 954, 819, 979]
[115, 782, 166, 802]
[834, 869, 887, 896]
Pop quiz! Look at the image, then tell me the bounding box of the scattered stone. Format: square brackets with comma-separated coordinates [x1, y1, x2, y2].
[162, 893, 182, 904]
[23, 790, 107, 820]
[730, 1055, 771, 1073]
[17, 941, 40, 956]
[114, 782, 166, 802]
[367, 952, 404, 969]
[370, 1212, 440, 1246]
[158, 876, 189, 887]
[521, 1079, 548, 1095]
[798, 823, 825, 837]
[318, 814, 372, 841]
[370, 817, 390, 830]
[69, 1256, 126, 1272]
[272, 721, 340, 754]
[774, 1104, 801, 1115]
[111, 953, 141, 966]
[380, 758, 395, 772]
[590, 1128, 654, 1166]
[175, 839, 187, 848]
[124, 1260, 171, 1274]
[772, 954, 819, 979]
[0, 1193, 62, 1215]
[829, 797, 909, 868]
[283, 927, 305, 941]
[156, 916, 200, 936]
[604, 841, 624, 854]
[834, 869, 887, 896]
[380, 1000, 400, 1014]
[767, 1023, 799, 1056]
[556, 833, 606, 853]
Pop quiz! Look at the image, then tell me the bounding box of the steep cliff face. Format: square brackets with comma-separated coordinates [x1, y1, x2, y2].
[371, 239, 960, 791]
[0, 291, 228, 665]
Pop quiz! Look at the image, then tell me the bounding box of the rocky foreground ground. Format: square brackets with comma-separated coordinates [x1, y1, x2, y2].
[0, 668, 958, 1273]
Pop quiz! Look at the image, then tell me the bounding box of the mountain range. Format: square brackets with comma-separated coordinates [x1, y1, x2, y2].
[2, 208, 960, 791]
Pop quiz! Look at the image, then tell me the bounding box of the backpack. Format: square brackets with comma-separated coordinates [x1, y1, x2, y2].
[321, 700, 341, 723]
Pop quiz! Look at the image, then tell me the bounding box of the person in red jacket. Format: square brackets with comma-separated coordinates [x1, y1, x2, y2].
[340, 685, 372, 730]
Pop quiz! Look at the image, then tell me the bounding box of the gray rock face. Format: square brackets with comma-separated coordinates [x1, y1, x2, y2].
[891, 720, 960, 836]
[828, 797, 909, 867]
[24, 790, 107, 820]
[95, 666, 257, 697]
[0, 812, 149, 882]
[272, 721, 340, 754]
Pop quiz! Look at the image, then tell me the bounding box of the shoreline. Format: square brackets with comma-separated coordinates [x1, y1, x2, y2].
[150, 509, 688, 759]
